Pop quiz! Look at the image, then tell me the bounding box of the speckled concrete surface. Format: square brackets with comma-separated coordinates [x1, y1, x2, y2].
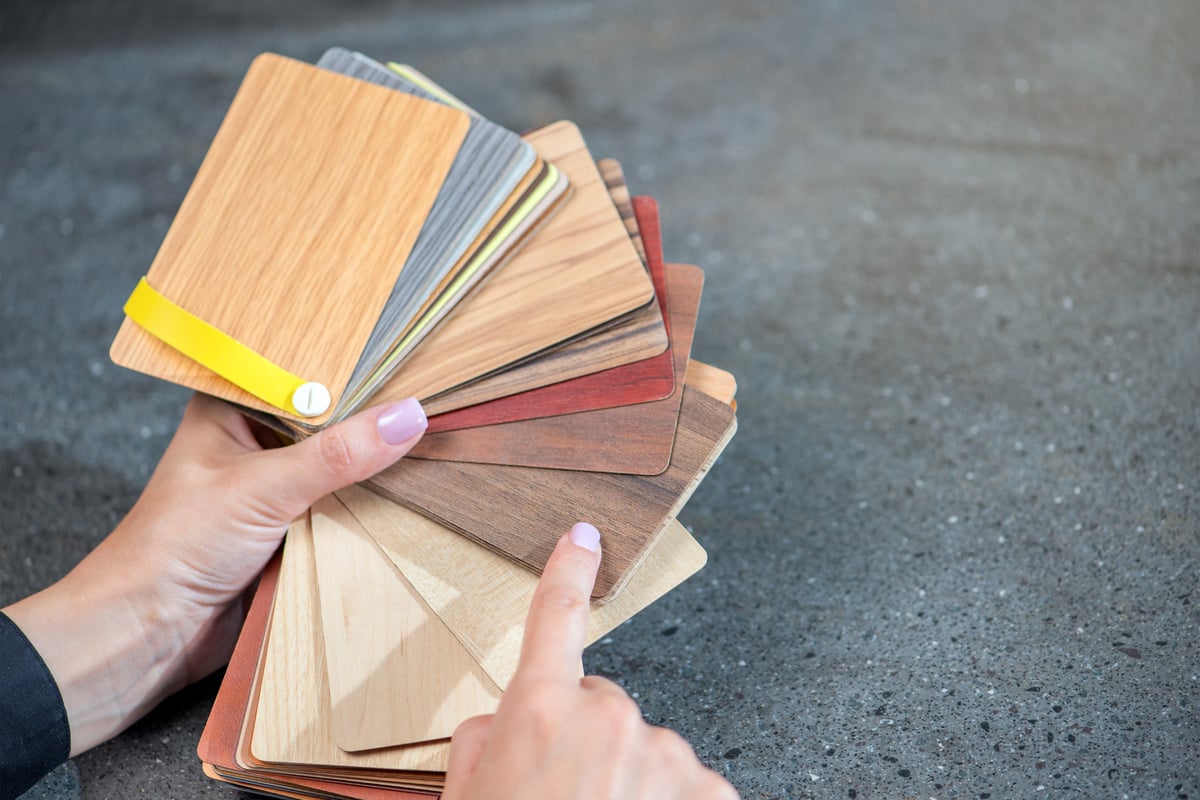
[2, 1, 1197, 798]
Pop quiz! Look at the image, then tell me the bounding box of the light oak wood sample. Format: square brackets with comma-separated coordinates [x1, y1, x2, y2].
[110, 53, 470, 425]
[250, 512, 451, 773]
[310, 496, 501, 751]
[198, 555, 441, 799]
[366, 382, 737, 601]
[685, 361, 737, 405]
[423, 196, 675, 429]
[408, 261, 702, 474]
[314, 48, 565, 411]
[370, 121, 658, 404]
[420, 169, 662, 419]
[337, 485, 708, 690]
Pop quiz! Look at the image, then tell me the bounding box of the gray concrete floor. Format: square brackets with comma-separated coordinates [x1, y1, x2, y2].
[2, 1, 1198, 798]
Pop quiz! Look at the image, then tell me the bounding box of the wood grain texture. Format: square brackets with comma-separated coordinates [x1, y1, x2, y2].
[366, 383, 738, 601]
[598, 158, 645, 264]
[204, 765, 435, 800]
[337, 485, 707, 690]
[685, 361, 737, 405]
[315, 47, 538, 394]
[198, 553, 439, 798]
[419, 171, 657, 420]
[250, 513, 451, 773]
[332, 164, 571, 425]
[369, 121, 657, 404]
[423, 196, 675, 428]
[407, 262, 702, 474]
[110, 54, 470, 425]
[310, 496, 500, 751]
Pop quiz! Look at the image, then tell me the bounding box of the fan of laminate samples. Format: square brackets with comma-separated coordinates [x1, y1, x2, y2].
[108, 48, 737, 799]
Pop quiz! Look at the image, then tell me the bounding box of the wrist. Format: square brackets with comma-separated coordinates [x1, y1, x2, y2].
[4, 536, 188, 756]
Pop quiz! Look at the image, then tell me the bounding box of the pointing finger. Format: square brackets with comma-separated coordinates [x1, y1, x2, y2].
[512, 522, 602, 686]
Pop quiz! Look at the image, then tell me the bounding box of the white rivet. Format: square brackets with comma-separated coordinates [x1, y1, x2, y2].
[292, 382, 330, 417]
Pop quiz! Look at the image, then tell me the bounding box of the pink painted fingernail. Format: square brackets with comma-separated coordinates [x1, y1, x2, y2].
[569, 521, 600, 552]
[377, 398, 427, 445]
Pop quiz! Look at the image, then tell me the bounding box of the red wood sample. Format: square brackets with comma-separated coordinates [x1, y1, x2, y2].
[408, 261, 702, 474]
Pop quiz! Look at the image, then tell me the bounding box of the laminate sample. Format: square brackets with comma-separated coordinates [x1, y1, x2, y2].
[423, 196, 675, 427]
[366, 384, 737, 600]
[310, 495, 500, 751]
[111, 54, 470, 425]
[337, 484, 708, 689]
[368, 121, 658, 404]
[198, 554, 440, 799]
[408, 262, 702, 474]
[250, 513, 451, 775]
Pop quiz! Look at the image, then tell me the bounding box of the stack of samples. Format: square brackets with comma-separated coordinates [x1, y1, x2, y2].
[110, 48, 737, 799]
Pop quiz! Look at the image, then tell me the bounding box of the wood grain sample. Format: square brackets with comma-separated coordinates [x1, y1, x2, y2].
[685, 361, 737, 405]
[366, 384, 738, 601]
[315, 49, 535, 379]
[198, 553, 439, 799]
[336, 485, 707, 690]
[325, 165, 572, 428]
[250, 513, 451, 774]
[598, 158, 644, 263]
[110, 53, 471, 425]
[310, 496, 501, 751]
[419, 169, 657, 419]
[423, 196, 676, 429]
[368, 121, 658, 404]
[408, 261, 702, 474]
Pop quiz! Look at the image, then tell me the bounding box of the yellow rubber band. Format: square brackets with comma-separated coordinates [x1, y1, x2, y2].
[123, 277, 308, 416]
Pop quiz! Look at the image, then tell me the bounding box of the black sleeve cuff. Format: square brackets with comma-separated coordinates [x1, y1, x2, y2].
[0, 611, 70, 800]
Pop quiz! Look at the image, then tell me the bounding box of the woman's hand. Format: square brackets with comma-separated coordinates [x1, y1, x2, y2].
[3, 393, 427, 755]
[442, 523, 740, 800]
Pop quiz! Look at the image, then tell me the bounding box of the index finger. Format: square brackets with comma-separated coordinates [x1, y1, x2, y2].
[513, 522, 602, 685]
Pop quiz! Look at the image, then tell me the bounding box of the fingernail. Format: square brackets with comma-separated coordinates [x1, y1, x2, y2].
[377, 397, 427, 445]
[568, 521, 600, 552]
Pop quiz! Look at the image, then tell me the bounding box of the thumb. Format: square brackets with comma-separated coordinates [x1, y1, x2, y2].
[442, 714, 495, 798]
[243, 397, 427, 522]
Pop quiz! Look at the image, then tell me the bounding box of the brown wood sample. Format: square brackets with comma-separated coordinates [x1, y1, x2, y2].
[110, 53, 471, 425]
[408, 262, 702, 474]
[310, 496, 501, 751]
[598, 158, 645, 264]
[423, 196, 675, 429]
[337, 485, 708, 690]
[366, 384, 738, 601]
[369, 121, 658, 404]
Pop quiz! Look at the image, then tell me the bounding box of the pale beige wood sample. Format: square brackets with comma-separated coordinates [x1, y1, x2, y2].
[336, 484, 708, 690]
[685, 361, 738, 405]
[371, 121, 658, 404]
[110, 54, 471, 425]
[310, 496, 501, 751]
[250, 512, 450, 772]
